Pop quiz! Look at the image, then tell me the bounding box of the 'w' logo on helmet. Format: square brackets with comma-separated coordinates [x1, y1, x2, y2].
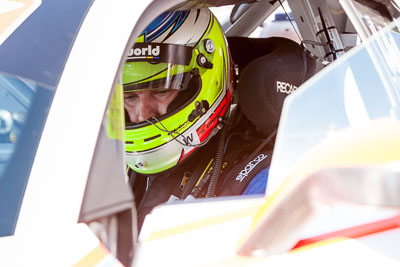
[181, 133, 194, 146]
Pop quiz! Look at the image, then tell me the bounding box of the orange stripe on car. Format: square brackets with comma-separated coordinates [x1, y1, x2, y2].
[145, 205, 260, 242]
[72, 243, 109, 267]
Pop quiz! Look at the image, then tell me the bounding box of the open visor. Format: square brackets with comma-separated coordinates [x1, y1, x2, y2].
[123, 64, 195, 92]
[123, 42, 196, 92]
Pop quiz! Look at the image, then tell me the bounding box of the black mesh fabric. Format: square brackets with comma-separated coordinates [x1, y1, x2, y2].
[231, 37, 316, 134]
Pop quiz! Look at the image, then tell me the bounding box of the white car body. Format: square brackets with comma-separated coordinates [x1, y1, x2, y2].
[1, 0, 400, 266]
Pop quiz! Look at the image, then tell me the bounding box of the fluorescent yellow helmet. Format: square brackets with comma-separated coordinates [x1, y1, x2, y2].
[123, 8, 233, 174]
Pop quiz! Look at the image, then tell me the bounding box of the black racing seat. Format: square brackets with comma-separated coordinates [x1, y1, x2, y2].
[228, 36, 317, 135]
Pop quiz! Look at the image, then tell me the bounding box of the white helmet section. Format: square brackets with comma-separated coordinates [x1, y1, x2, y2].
[148, 9, 211, 46]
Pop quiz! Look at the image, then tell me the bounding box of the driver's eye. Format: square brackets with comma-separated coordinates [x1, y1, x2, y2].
[125, 94, 138, 100]
[153, 90, 169, 95]
[124, 93, 139, 105]
[152, 90, 172, 100]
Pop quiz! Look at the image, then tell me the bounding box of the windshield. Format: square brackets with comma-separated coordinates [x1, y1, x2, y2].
[0, 0, 94, 236]
[0, 72, 53, 236]
[267, 18, 400, 196]
[0, 73, 36, 179]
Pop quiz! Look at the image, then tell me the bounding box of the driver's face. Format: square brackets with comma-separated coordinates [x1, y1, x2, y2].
[124, 89, 179, 123]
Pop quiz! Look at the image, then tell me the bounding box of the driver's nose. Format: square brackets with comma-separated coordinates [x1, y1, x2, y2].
[137, 95, 160, 122]
[126, 91, 159, 123]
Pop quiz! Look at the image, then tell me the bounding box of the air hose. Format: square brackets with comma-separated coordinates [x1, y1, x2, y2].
[206, 122, 226, 197]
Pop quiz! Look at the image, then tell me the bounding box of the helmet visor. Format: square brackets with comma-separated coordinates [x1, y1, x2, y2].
[123, 65, 201, 125]
[123, 43, 200, 125]
[123, 42, 195, 92]
[123, 63, 194, 92]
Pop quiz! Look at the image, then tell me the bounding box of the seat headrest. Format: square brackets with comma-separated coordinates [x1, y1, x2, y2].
[237, 37, 316, 134]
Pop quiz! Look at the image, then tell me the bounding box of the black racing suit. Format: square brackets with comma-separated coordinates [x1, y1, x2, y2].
[130, 125, 273, 231]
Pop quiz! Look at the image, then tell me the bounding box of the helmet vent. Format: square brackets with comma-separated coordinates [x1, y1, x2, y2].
[126, 141, 134, 144]
[144, 134, 161, 142]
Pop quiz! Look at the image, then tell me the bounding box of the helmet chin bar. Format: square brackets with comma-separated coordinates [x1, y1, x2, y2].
[127, 138, 184, 174]
[146, 116, 224, 149]
[128, 117, 225, 174]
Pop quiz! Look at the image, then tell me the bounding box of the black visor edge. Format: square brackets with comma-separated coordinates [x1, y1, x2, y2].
[126, 43, 193, 65]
